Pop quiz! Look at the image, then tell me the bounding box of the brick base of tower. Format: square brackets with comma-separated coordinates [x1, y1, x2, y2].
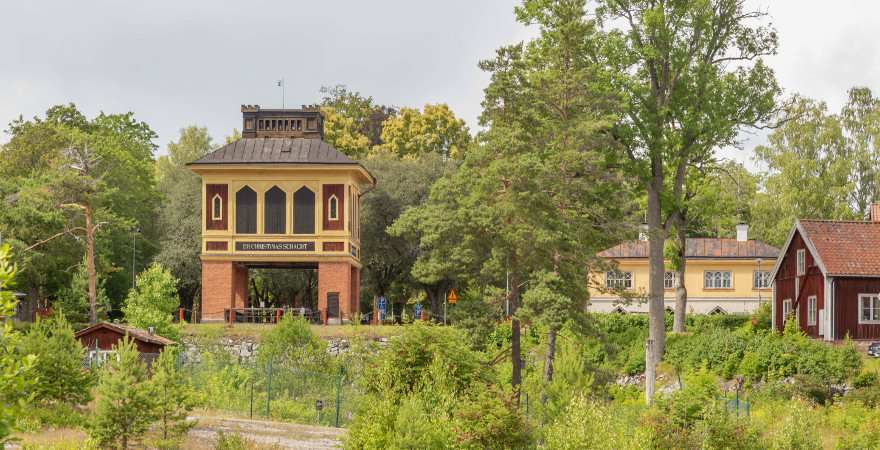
[200, 261, 248, 322]
[318, 261, 360, 324]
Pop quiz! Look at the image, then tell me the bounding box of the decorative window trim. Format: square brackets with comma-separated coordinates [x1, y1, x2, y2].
[807, 295, 817, 326]
[605, 271, 632, 290]
[211, 194, 223, 221]
[328, 194, 339, 221]
[753, 270, 771, 289]
[858, 294, 880, 324]
[612, 305, 627, 314]
[796, 249, 806, 276]
[709, 306, 727, 315]
[782, 298, 793, 323]
[663, 271, 678, 290]
[703, 271, 732, 289]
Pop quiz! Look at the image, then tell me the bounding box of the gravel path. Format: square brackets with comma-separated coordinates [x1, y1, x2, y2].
[185, 414, 345, 449]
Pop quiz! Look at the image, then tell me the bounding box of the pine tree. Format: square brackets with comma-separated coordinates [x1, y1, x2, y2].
[89, 337, 157, 449]
[19, 311, 94, 405]
[151, 349, 198, 442]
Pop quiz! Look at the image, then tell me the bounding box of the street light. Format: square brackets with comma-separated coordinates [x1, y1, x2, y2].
[131, 227, 141, 290]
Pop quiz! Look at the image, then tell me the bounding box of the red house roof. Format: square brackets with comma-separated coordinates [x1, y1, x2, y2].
[598, 238, 779, 259]
[797, 220, 880, 277]
[75, 322, 176, 347]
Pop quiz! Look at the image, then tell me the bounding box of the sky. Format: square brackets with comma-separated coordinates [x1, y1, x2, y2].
[3, 1, 880, 170]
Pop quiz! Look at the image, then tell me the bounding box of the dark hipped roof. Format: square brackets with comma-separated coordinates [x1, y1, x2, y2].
[75, 322, 176, 346]
[797, 220, 880, 277]
[189, 138, 358, 165]
[599, 238, 779, 259]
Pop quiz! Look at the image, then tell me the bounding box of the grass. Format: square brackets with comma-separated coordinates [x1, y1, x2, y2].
[181, 322, 406, 342]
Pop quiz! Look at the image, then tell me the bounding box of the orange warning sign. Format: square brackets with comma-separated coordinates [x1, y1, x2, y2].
[447, 288, 459, 304]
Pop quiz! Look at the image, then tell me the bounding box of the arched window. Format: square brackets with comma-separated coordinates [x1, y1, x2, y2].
[211, 194, 222, 221]
[235, 186, 257, 234]
[328, 194, 339, 221]
[293, 187, 316, 234]
[264, 186, 286, 234]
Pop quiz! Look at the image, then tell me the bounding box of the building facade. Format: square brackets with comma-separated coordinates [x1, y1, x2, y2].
[188, 105, 375, 324]
[589, 225, 779, 314]
[771, 211, 880, 341]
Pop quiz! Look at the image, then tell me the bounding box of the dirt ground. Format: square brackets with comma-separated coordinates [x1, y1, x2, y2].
[184, 414, 345, 449]
[7, 412, 345, 449]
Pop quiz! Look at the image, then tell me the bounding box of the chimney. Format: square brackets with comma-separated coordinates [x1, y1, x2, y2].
[638, 222, 649, 241]
[148, 326, 155, 335]
[736, 223, 749, 242]
[871, 203, 880, 222]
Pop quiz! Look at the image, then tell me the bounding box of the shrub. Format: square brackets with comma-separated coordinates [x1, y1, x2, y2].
[122, 263, 181, 341]
[257, 315, 326, 369]
[55, 261, 111, 326]
[544, 396, 645, 450]
[18, 312, 94, 405]
[765, 400, 822, 450]
[346, 324, 529, 449]
[89, 337, 157, 449]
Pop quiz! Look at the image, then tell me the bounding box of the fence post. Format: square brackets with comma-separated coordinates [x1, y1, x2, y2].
[334, 367, 343, 427]
[265, 356, 273, 417]
[249, 377, 254, 419]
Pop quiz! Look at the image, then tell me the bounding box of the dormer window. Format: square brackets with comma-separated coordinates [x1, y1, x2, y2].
[328, 194, 339, 221]
[211, 194, 222, 221]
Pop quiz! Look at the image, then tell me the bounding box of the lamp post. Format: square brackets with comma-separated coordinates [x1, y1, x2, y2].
[131, 227, 141, 290]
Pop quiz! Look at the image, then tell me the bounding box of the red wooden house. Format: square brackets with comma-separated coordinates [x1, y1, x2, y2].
[75, 322, 175, 366]
[771, 208, 880, 341]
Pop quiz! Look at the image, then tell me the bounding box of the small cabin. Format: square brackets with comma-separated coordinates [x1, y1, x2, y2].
[75, 322, 175, 366]
[772, 206, 880, 341]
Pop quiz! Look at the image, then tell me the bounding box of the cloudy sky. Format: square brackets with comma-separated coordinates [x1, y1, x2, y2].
[2, 1, 879, 169]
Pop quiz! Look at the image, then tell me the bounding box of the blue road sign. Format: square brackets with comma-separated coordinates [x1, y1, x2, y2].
[379, 296, 387, 321]
[414, 303, 422, 319]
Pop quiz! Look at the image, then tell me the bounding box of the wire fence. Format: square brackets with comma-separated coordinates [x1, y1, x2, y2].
[178, 351, 361, 427]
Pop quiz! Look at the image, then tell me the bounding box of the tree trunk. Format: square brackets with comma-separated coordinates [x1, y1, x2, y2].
[673, 220, 688, 333]
[510, 273, 522, 403]
[645, 337, 656, 405]
[541, 327, 557, 406]
[85, 205, 98, 325]
[645, 168, 666, 404]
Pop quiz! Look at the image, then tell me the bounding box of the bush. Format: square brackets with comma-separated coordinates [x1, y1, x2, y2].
[345, 324, 529, 449]
[0, 244, 35, 443]
[544, 396, 645, 449]
[122, 263, 181, 341]
[18, 312, 94, 405]
[257, 315, 326, 369]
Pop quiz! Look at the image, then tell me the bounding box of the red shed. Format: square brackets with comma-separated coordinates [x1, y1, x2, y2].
[75, 322, 175, 364]
[771, 210, 880, 341]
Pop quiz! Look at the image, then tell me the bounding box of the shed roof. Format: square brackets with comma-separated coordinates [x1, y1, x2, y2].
[188, 138, 358, 165]
[599, 238, 779, 259]
[75, 322, 176, 346]
[797, 220, 880, 277]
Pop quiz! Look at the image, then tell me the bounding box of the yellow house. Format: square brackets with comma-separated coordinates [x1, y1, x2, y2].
[589, 225, 779, 314]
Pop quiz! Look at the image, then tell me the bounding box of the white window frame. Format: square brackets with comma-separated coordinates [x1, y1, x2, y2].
[211, 193, 223, 221]
[663, 271, 678, 289]
[703, 271, 732, 289]
[858, 294, 880, 324]
[328, 194, 339, 221]
[807, 295, 817, 326]
[782, 298, 793, 323]
[753, 271, 771, 289]
[605, 271, 633, 290]
[796, 249, 806, 276]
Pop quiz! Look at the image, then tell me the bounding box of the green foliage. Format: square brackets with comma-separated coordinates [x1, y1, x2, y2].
[544, 395, 646, 450]
[155, 126, 214, 310]
[0, 104, 161, 308]
[151, 349, 198, 442]
[346, 324, 528, 449]
[122, 263, 181, 341]
[765, 400, 822, 450]
[54, 261, 111, 326]
[376, 104, 471, 159]
[18, 312, 94, 405]
[257, 315, 326, 368]
[89, 337, 157, 449]
[448, 287, 502, 351]
[0, 244, 36, 442]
